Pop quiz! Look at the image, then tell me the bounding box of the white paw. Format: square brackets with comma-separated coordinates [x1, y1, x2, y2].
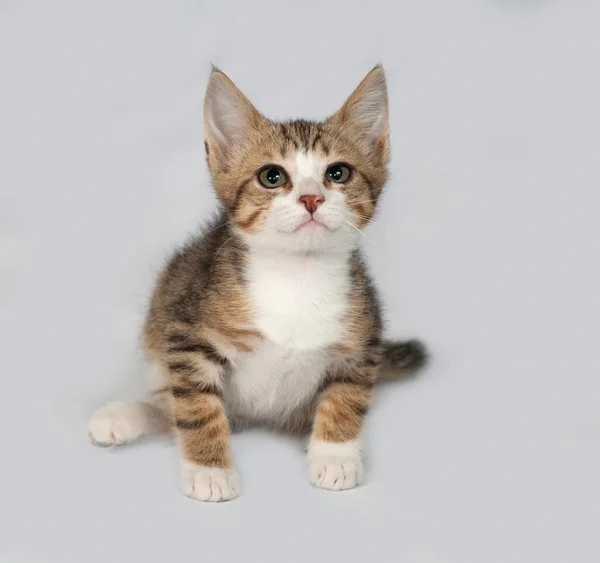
[308, 439, 364, 491]
[181, 463, 240, 502]
[88, 401, 149, 446]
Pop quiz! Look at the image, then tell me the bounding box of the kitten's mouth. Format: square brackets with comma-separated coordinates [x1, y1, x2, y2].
[295, 217, 328, 232]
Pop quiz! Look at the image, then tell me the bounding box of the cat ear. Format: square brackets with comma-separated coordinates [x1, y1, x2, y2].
[332, 65, 389, 155]
[204, 67, 265, 169]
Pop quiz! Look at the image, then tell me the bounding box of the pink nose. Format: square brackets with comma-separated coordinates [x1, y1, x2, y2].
[299, 194, 325, 213]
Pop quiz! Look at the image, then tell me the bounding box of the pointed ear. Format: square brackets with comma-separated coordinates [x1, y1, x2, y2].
[204, 68, 265, 170]
[332, 66, 389, 157]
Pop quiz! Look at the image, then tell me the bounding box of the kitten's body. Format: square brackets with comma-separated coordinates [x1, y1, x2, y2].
[89, 67, 426, 502]
[143, 211, 382, 432]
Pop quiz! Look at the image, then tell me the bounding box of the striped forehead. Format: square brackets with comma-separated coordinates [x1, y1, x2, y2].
[277, 120, 330, 155]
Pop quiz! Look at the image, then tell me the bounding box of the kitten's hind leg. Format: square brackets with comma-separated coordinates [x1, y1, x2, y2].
[88, 400, 171, 447]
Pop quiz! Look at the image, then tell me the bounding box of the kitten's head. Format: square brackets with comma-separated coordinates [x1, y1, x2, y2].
[204, 66, 390, 253]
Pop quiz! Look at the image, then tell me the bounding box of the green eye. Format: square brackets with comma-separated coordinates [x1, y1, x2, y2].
[326, 164, 351, 183]
[258, 166, 288, 189]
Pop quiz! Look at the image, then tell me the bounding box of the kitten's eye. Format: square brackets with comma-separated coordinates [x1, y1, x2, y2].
[258, 166, 288, 189]
[326, 164, 351, 183]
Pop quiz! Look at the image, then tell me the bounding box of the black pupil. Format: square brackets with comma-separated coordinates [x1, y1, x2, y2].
[266, 168, 281, 184]
[330, 166, 343, 180]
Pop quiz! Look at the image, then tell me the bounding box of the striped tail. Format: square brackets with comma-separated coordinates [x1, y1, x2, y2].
[378, 339, 428, 381]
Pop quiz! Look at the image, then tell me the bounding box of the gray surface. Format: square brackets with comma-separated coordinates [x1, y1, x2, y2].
[1, 1, 599, 562]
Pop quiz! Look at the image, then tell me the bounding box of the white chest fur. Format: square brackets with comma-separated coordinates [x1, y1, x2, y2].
[224, 249, 351, 421]
[244, 249, 351, 349]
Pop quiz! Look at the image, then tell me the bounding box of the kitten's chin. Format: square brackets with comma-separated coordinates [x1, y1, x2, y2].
[246, 227, 355, 255]
[238, 216, 356, 254]
[294, 218, 329, 232]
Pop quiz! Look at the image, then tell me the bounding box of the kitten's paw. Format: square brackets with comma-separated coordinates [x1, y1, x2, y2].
[181, 463, 240, 502]
[308, 439, 364, 491]
[88, 401, 152, 446]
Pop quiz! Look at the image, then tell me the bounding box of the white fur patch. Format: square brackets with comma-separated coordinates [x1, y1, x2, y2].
[226, 247, 351, 423]
[88, 401, 169, 446]
[225, 341, 328, 422]
[245, 248, 350, 349]
[295, 151, 322, 183]
[181, 462, 239, 502]
[227, 223, 353, 423]
[307, 439, 363, 491]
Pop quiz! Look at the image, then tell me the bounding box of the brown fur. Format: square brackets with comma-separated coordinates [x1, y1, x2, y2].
[313, 381, 374, 442]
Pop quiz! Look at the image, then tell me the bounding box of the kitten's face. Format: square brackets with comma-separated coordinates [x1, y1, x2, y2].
[204, 67, 390, 253]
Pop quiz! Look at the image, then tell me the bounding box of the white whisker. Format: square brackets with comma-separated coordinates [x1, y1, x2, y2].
[202, 218, 234, 236]
[344, 220, 376, 247]
[348, 199, 376, 206]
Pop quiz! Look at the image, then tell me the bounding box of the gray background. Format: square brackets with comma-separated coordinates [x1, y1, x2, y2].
[1, 1, 598, 562]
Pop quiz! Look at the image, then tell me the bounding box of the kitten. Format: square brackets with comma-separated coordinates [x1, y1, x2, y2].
[88, 65, 427, 502]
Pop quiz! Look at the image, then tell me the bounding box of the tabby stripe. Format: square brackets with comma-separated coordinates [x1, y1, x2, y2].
[167, 333, 188, 345]
[355, 170, 377, 205]
[171, 386, 192, 397]
[171, 383, 222, 398]
[366, 178, 376, 205]
[280, 124, 299, 150]
[196, 342, 228, 365]
[350, 403, 370, 417]
[167, 340, 228, 366]
[230, 179, 252, 214]
[236, 209, 262, 230]
[175, 417, 210, 430]
[168, 343, 206, 353]
[168, 362, 195, 374]
[310, 133, 322, 151]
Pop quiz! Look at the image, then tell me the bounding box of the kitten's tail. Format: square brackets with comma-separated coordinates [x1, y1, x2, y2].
[378, 339, 428, 381]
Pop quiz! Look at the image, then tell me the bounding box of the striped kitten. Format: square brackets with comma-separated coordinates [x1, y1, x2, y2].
[89, 66, 427, 502]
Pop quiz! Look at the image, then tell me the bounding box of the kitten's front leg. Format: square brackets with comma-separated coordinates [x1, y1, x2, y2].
[166, 344, 238, 502]
[308, 364, 375, 491]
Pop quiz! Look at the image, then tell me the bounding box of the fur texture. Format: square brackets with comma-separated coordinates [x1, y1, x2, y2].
[89, 66, 427, 502]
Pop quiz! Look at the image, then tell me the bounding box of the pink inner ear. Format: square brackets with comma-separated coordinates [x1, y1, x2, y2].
[204, 71, 265, 163]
